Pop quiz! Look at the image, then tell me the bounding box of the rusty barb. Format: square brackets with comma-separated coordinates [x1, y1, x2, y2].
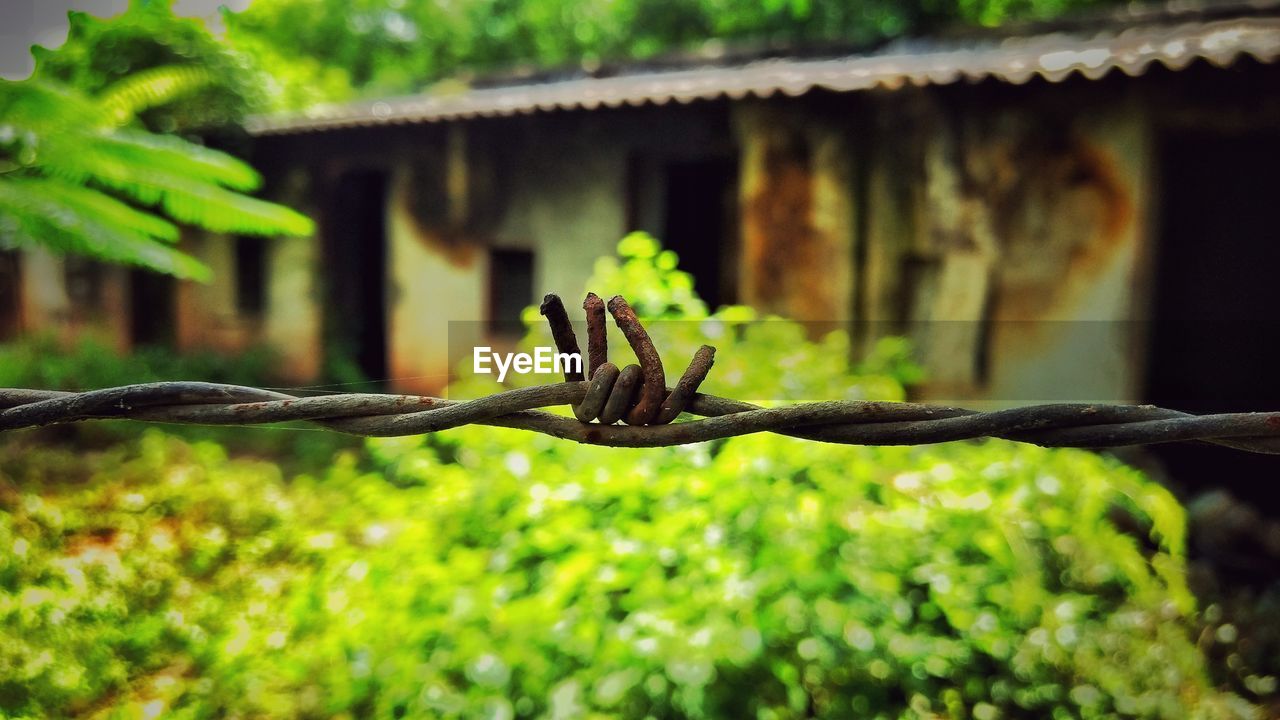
[539, 293, 715, 426]
[6, 291, 1280, 454]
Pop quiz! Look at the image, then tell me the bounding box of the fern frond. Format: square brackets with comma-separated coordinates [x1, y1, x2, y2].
[108, 129, 262, 190]
[23, 128, 310, 236]
[1, 77, 313, 279]
[153, 179, 314, 236]
[0, 177, 211, 280]
[25, 176, 180, 242]
[36, 150, 311, 236]
[98, 64, 215, 126]
[35, 151, 312, 237]
[58, 128, 263, 191]
[6, 120, 260, 193]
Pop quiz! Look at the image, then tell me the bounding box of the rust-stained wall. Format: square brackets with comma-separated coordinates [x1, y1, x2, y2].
[379, 107, 732, 391]
[169, 165, 323, 382]
[858, 82, 1153, 404]
[734, 101, 855, 327]
[262, 168, 323, 382]
[13, 63, 1277, 405]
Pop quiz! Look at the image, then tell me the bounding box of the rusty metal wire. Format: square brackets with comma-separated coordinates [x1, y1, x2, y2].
[3, 292, 1280, 455]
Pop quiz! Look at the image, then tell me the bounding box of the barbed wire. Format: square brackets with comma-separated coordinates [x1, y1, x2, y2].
[2, 293, 1279, 455]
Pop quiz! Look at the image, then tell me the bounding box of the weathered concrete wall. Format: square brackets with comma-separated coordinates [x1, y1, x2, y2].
[173, 169, 322, 382]
[261, 232, 322, 381]
[483, 116, 629, 299]
[983, 105, 1151, 404]
[261, 168, 323, 382]
[16, 248, 130, 351]
[859, 85, 1152, 404]
[376, 107, 735, 390]
[18, 248, 70, 334]
[175, 233, 262, 355]
[386, 163, 488, 394]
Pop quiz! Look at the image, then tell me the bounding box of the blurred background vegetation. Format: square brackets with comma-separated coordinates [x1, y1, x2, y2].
[1, 240, 1267, 718]
[2, 0, 1277, 718]
[222, 0, 1123, 110]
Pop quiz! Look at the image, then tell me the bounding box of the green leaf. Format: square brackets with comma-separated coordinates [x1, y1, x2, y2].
[0, 77, 313, 278]
[0, 177, 211, 280]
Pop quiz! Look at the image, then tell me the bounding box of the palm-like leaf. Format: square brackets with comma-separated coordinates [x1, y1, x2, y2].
[0, 76, 313, 279]
[0, 178, 208, 280]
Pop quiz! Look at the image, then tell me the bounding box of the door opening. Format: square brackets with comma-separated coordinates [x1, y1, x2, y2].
[662, 158, 738, 309]
[1144, 129, 1280, 510]
[0, 251, 18, 340]
[324, 169, 389, 384]
[129, 269, 175, 347]
[489, 248, 535, 340]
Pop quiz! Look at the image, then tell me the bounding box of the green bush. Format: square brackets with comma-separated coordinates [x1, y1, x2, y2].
[0, 236, 1264, 718]
[0, 430, 1256, 718]
[453, 232, 922, 406]
[0, 334, 359, 469]
[0, 334, 280, 391]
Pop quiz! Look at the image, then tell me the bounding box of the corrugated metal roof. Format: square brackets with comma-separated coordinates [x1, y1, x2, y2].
[247, 13, 1280, 135]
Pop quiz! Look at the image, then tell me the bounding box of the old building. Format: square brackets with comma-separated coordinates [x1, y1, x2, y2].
[6, 3, 1280, 416]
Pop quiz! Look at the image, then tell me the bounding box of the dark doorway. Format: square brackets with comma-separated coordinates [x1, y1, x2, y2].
[1144, 129, 1280, 511]
[324, 170, 389, 383]
[662, 158, 738, 308]
[489, 249, 534, 339]
[0, 251, 18, 340]
[234, 236, 268, 316]
[129, 269, 176, 347]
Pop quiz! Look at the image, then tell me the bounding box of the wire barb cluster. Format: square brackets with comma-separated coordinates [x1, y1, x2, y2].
[2, 293, 1280, 454]
[539, 293, 715, 426]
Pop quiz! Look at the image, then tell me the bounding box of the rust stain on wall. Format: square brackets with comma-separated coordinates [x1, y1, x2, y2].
[743, 132, 832, 322]
[987, 132, 1135, 322]
[1060, 139, 1133, 279]
[400, 161, 482, 269]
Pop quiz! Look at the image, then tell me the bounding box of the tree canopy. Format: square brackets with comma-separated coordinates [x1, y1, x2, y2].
[0, 1, 312, 279]
[225, 0, 1125, 110]
[32, 0, 258, 131]
[0, 77, 313, 280]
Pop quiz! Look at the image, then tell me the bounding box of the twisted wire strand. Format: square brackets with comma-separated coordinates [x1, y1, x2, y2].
[4, 381, 1280, 453]
[4, 291, 1279, 454]
[538, 293, 715, 426]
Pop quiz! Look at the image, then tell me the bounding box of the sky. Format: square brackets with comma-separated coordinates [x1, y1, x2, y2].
[0, 0, 251, 79]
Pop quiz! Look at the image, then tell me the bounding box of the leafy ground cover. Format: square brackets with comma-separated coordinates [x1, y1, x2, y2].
[0, 427, 1255, 718]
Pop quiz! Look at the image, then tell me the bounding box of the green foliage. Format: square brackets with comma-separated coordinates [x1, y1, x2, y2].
[0, 0, 312, 278]
[0, 237, 1265, 718]
[456, 232, 921, 405]
[0, 334, 361, 469]
[0, 427, 1256, 718]
[96, 64, 219, 128]
[0, 77, 313, 279]
[0, 334, 279, 391]
[226, 0, 1127, 109]
[31, 0, 258, 132]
